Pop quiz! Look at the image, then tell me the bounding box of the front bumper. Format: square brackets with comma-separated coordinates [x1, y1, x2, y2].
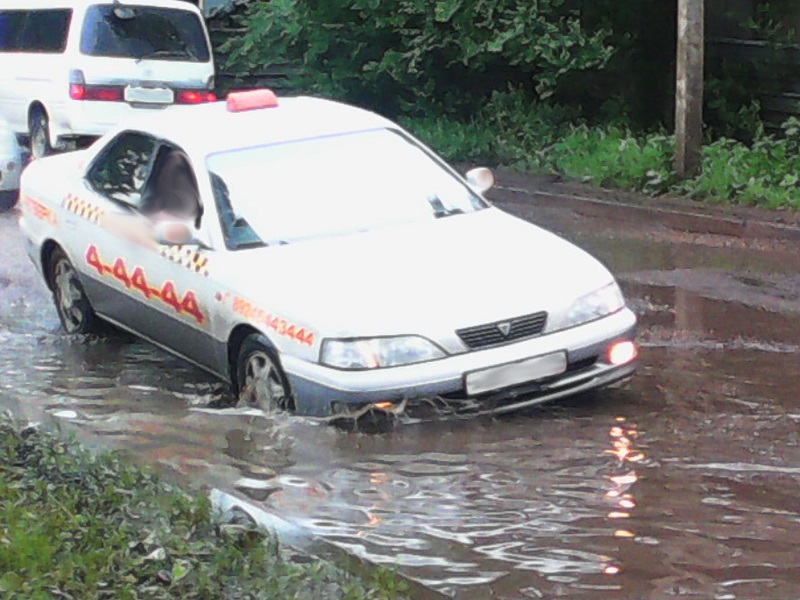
[283, 308, 637, 417]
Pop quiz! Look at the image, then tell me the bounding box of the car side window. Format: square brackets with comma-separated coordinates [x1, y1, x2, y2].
[20, 10, 72, 53]
[86, 131, 158, 207]
[0, 11, 26, 52]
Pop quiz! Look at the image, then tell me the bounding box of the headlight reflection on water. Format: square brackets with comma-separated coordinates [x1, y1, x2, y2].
[601, 416, 646, 577]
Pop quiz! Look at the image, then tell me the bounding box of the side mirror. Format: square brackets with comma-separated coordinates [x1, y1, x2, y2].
[155, 221, 196, 246]
[465, 167, 495, 193]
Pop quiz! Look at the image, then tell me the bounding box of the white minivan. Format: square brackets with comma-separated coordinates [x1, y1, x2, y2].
[0, 0, 215, 158]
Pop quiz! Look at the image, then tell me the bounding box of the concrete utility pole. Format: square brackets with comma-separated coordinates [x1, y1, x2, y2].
[675, 0, 705, 178]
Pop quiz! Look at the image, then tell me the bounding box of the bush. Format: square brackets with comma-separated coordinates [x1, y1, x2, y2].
[543, 126, 674, 193]
[400, 88, 578, 167]
[678, 119, 800, 208]
[221, 0, 613, 117]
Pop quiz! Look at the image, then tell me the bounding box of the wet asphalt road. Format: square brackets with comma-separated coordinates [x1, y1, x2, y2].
[2, 179, 800, 599]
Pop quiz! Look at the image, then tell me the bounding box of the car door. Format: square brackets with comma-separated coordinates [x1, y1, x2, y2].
[78, 131, 221, 374]
[0, 9, 29, 132]
[12, 9, 72, 136]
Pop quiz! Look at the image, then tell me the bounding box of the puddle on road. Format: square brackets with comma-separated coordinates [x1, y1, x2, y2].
[2, 208, 800, 597]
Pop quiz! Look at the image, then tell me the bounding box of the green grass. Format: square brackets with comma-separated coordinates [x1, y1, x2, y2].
[0, 417, 409, 599]
[401, 91, 800, 211]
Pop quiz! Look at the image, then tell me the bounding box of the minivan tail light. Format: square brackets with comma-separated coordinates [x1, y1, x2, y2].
[69, 83, 86, 100]
[69, 83, 124, 102]
[175, 90, 217, 104]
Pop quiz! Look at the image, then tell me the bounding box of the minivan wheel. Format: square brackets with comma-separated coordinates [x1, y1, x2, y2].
[48, 248, 100, 334]
[30, 109, 53, 160]
[236, 334, 295, 413]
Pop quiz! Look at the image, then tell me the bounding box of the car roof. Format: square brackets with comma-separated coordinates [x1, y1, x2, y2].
[120, 95, 397, 157]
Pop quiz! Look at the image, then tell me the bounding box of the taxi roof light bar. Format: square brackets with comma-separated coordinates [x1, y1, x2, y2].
[226, 89, 279, 112]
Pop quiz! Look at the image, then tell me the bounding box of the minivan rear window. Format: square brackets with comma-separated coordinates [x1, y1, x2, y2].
[80, 5, 210, 62]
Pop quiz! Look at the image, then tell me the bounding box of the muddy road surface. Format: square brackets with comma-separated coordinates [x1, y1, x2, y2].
[2, 178, 800, 599]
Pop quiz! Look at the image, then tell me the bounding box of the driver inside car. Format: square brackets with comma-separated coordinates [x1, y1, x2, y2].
[103, 146, 202, 247]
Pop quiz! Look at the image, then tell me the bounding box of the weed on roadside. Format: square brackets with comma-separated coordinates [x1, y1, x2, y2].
[0, 416, 408, 599]
[402, 93, 800, 210]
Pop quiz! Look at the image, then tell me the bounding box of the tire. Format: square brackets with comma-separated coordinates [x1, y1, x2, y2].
[236, 334, 295, 412]
[29, 108, 53, 160]
[47, 248, 100, 334]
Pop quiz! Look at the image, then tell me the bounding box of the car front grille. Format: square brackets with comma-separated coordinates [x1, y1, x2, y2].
[456, 311, 548, 349]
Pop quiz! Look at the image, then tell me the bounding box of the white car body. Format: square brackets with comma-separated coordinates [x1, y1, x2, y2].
[0, 0, 214, 153]
[18, 92, 637, 417]
[0, 115, 23, 210]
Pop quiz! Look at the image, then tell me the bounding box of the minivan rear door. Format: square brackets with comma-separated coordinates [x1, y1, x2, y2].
[78, 4, 214, 102]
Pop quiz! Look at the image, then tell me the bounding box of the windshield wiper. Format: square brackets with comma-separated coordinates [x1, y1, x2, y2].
[433, 207, 464, 218]
[428, 195, 464, 218]
[135, 49, 190, 61]
[233, 240, 267, 250]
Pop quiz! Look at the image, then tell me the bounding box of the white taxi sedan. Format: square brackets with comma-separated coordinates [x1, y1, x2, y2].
[19, 90, 637, 418]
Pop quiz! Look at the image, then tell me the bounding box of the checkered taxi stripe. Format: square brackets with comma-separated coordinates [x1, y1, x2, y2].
[64, 194, 103, 223]
[159, 245, 210, 277]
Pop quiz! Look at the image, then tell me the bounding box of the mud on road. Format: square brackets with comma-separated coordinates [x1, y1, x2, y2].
[2, 176, 800, 599]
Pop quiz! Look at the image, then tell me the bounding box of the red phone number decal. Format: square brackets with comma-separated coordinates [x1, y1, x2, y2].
[24, 196, 57, 225]
[86, 245, 205, 325]
[232, 297, 315, 347]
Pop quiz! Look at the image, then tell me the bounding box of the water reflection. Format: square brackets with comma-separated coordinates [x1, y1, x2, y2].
[600, 417, 645, 579]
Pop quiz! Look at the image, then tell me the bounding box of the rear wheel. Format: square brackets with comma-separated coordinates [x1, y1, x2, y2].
[29, 108, 53, 160]
[236, 334, 295, 413]
[48, 248, 100, 334]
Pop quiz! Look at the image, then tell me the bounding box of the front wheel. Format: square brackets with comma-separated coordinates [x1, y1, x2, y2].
[29, 109, 53, 160]
[236, 334, 295, 413]
[48, 248, 100, 334]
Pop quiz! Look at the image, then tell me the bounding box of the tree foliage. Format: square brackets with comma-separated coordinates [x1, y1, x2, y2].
[221, 0, 613, 116]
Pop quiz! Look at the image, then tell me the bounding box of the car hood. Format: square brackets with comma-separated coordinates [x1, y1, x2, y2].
[221, 208, 616, 338]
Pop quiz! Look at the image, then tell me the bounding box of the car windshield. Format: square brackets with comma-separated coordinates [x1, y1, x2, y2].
[80, 5, 209, 62]
[206, 129, 488, 248]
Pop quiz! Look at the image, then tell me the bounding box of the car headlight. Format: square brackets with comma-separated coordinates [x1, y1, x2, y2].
[548, 282, 625, 332]
[321, 336, 446, 369]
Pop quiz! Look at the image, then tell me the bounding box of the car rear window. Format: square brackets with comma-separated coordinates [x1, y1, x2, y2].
[80, 5, 210, 62]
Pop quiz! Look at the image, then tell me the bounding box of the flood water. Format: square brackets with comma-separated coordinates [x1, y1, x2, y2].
[2, 186, 800, 599]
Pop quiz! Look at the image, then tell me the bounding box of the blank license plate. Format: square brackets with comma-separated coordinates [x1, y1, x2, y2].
[125, 86, 174, 104]
[465, 351, 567, 396]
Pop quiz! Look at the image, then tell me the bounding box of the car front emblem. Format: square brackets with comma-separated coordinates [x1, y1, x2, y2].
[497, 322, 512, 337]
